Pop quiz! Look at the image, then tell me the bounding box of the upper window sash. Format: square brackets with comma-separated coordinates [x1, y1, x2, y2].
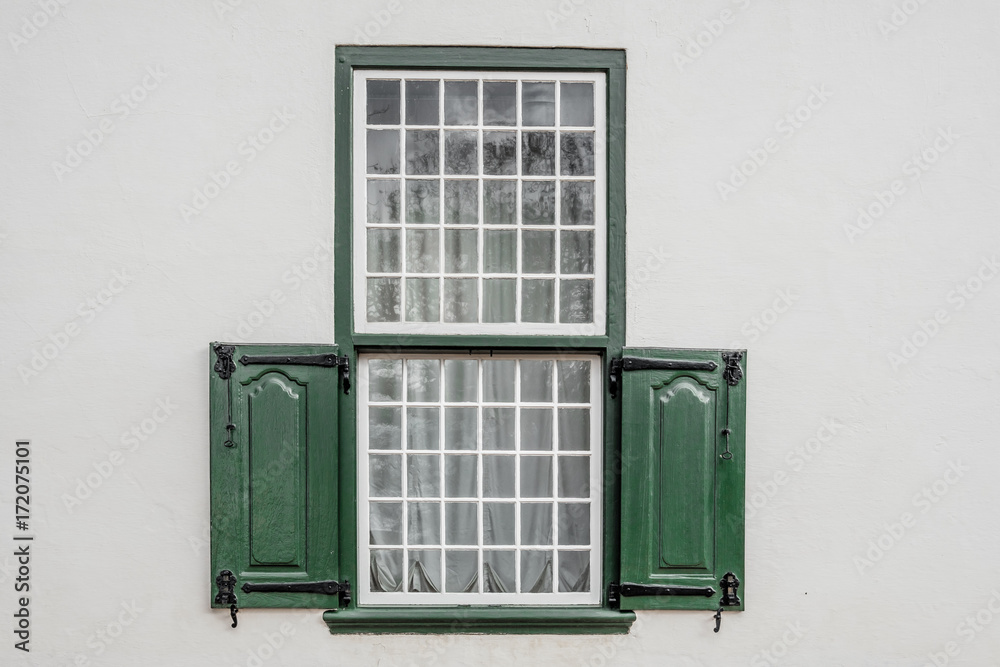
[352, 70, 608, 337]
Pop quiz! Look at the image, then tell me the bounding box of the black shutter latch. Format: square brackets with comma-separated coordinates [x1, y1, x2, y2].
[215, 570, 239, 629]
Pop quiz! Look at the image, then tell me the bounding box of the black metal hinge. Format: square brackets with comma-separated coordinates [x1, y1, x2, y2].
[215, 569, 239, 628]
[609, 357, 719, 398]
[241, 579, 351, 607]
[607, 581, 716, 608]
[239, 353, 351, 394]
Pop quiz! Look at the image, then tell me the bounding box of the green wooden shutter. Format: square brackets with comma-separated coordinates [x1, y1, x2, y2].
[210, 343, 344, 610]
[618, 348, 745, 611]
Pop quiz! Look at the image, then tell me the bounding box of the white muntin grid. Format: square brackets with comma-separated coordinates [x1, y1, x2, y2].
[357, 352, 603, 606]
[352, 69, 608, 335]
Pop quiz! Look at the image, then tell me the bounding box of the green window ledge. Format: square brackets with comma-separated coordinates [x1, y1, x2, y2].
[322, 607, 636, 635]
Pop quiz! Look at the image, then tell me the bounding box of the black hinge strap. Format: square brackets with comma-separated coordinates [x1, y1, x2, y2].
[241, 580, 352, 606]
[618, 582, 716, 597]
[609, 356, 719, 398]
[239, 353, 351, 394]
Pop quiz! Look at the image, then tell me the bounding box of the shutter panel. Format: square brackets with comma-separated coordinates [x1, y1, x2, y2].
[618, 348, 745, 611]
[210, 343, 345, 610]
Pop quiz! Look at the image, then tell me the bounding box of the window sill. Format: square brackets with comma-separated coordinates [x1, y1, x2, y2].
[322, 607, 635, 635]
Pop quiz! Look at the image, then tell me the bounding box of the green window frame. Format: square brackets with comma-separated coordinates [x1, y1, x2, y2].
[208, 45, 744, 636]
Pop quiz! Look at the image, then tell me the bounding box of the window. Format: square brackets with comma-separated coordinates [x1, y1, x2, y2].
[208, 46, 745, 636]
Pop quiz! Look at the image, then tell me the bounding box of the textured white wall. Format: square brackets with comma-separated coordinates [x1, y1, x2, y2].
[2, 0, 998, 665]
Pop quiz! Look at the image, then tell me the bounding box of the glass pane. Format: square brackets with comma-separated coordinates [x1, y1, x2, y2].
[522, 230, 555, 274]
[369, 454, 401, 497]
[405, 278, 440, 322]
[521, 550, 553, 593]
[367, 129, 399, 174]
[445, 503, 477, 545]
[558, 550, 590, 592]
[560, 230, 593, 274]
[483, 360, 515, 402]
[522, 181, 555, 225]
[406, 359, 440, 402]
[557, 457, 589, 498]
[367, 180, 400, 224]
[367, 229, 400, 273]
[369, 502, 402, 544]
[369, 359, 402, 401]
[406, 407, 440, 449]
[444, 359, 478, 402]
[483, 81, 516, 125]
[369, 407, 402, 450]
[483, 279, 515, 323]
[560, 181, 594, 225]
[521, 279, 555, 323]
[521, 502, 553, 544]
[483, 131, 517, 175]
[560, 132, 595, 176]
[483, 503, 515, 545]
[405, 229, 438, 273]
[520, 408, 553, 451]
[522, 132, 555, 175]
[445, 551, 478, 592]
[482, 230, 516, 274]
[558, 503, 590, 545]
[520, 360, 553, 402]
[521, 456, 553, 498]
[444, 229, 477, 273]
[484, 180, 517, 225]
[557, 360, 590, 403]
[371, 550, 403, 592]
[366, 278, 400, 322]
[443, 279, 478, 323]
[409, 550, 442, 592]
[405, 80, 439, 125]
[367, 79, 400, 125]
[559, 279, 593, 324]
[483, 550, 515, 592]
[444, 180, 478, 225]
[557, 408, 590, 451]
[444, 407, 477, 450]
[445, 455, 478, 497]
[522, 82, 555, 126]
[445, 130, 477, 175]
[444, 80, 477, 125]
[483, 456, 515, 498]
[408, 501, 441, 545]
[405, 180, 440, 224]
[560, 82, 594, 127]
[482, 407, 515, 450]
[407, 455, 440, 497]
[406, 130, 439, 175]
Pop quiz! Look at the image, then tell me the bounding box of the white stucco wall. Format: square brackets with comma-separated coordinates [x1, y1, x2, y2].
[2, 1, 998, 665]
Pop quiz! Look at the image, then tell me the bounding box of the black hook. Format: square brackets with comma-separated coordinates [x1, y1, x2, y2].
[230, 604, 238, 628]
[720, 428, 733, 460]
[713, 607, 723, 633]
